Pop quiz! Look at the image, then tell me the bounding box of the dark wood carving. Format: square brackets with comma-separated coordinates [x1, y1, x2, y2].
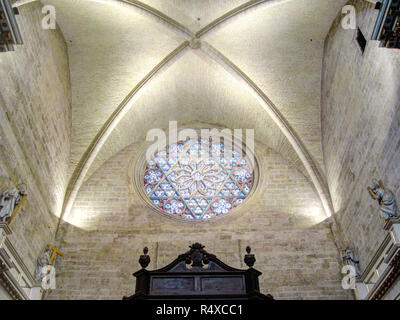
[123, 243, 273, 300]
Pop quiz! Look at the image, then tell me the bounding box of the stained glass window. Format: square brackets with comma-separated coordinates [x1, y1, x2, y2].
[144, 138, 254, 221]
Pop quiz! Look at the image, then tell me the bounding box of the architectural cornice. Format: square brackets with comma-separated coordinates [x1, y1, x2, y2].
[371, 251, 400, 300]
[355, 219, 400, 300]
[0, 260, 23, 300]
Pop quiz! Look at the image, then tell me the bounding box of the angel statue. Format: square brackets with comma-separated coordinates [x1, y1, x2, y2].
[0, 184, 26, 223]
[34, 247, 52, 282]
[368, 180, 398, 220]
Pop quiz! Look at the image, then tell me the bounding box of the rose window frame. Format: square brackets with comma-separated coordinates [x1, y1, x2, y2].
[136, 137, 259, 223]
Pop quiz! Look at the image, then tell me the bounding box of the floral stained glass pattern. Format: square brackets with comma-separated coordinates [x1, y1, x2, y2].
[144, 139, 254, 221]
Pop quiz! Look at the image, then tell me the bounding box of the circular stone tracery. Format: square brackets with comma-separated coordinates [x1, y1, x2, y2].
[143, 138, 254, 221]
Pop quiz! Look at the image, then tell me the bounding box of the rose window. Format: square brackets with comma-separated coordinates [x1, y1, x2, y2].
[144, 138, 254, 221]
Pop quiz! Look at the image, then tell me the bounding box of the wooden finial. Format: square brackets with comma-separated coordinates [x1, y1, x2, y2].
[244, 246, 256, 268]
[139, 247, 150, 269]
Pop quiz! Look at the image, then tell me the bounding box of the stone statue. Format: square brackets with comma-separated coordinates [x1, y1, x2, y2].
[342, 247, 361, 278]
[368, 181, 398, 220]
[0, 185, 26, 223]
[34, 247, 52, 282]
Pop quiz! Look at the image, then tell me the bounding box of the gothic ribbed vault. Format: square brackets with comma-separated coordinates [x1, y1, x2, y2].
[15, 0, 348, 226]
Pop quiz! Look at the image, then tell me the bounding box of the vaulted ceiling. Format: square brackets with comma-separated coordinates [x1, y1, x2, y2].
[20, 0, 347, 221]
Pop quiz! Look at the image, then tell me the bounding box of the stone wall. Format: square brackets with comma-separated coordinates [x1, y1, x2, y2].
[0, 3, 71, 273]
[322, 0, 400, 270]
[48, 142, 351, 300]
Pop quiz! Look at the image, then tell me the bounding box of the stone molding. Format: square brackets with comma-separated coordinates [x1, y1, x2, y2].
[0, 223, 42, 300]
[355, 219, 400, 300]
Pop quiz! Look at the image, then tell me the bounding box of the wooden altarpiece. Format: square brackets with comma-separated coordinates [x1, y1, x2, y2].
[123, 243, 273, 300]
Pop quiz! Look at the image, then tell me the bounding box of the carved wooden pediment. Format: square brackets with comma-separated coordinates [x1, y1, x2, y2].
[124, 243, 273, 300]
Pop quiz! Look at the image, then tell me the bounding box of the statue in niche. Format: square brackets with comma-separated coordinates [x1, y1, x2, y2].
[0, 184, 26, 223]
[367, 180, 399, 220]
[34, 247, 52, 282]
[342, 247, 361, 278]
